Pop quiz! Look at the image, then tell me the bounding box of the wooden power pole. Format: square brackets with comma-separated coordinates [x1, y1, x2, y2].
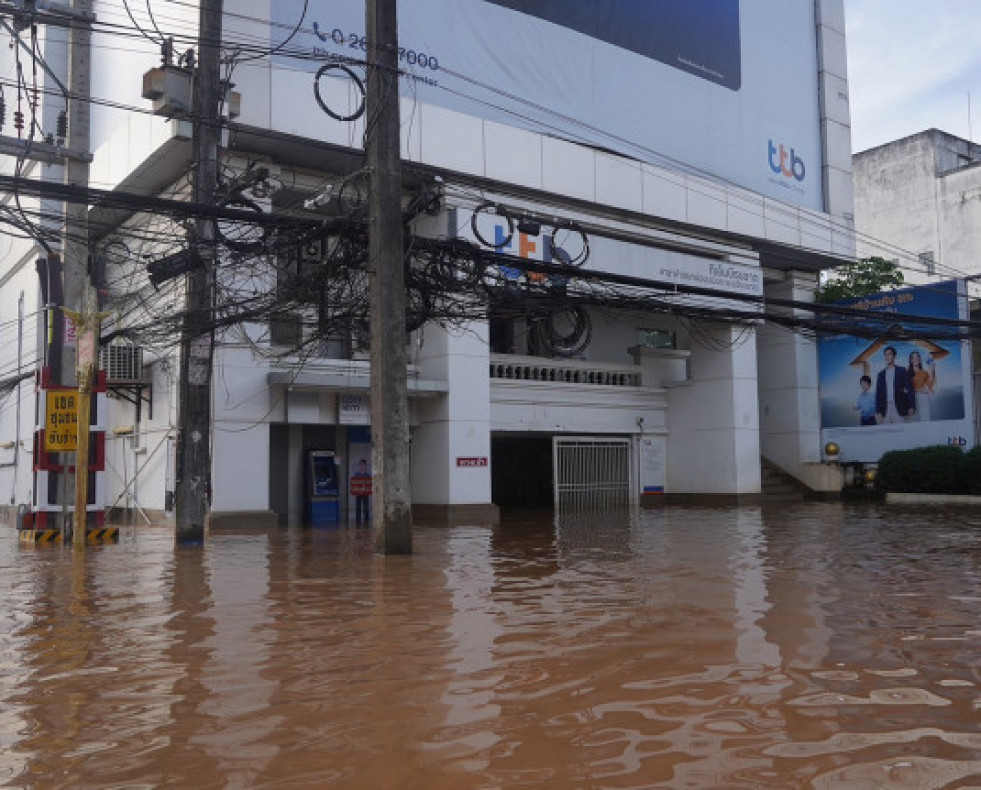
[175, 0, 223, 542]
[366, 0, 412, 554]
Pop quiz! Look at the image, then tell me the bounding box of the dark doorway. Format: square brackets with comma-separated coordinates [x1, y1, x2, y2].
[491, 436, 553, 509]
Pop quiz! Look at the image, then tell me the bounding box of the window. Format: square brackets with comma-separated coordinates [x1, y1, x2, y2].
[637, 328, 676, 349]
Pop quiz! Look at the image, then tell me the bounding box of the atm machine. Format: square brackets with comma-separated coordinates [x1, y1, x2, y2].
[306, 450, 340, 525]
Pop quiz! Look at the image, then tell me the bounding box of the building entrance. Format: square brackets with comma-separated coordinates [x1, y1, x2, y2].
[491, 436, 553, 509]
[492, 435, 633, 511]
[553, 437, 631, 510]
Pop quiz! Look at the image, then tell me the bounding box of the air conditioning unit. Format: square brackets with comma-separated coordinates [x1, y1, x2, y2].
[100, 344, 144, 383]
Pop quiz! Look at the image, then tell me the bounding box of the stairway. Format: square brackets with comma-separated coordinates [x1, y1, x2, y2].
[760, 460, 808, 504]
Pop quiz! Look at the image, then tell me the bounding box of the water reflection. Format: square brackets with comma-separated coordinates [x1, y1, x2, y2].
[1, 504, 980, 787]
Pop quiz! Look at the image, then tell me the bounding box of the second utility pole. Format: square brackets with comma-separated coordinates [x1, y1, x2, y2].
[176, 0, 223, 543]
[366, 0, 412, 554]
[63, 0, 94, 549]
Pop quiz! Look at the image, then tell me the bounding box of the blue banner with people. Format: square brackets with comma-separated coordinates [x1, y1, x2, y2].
[818, 280, 975, 462]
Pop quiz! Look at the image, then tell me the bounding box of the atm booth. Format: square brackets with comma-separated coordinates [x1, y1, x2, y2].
[307, 450, 340, 525]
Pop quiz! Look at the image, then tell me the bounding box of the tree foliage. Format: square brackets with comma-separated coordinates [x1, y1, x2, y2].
[815, 256, 904, 304]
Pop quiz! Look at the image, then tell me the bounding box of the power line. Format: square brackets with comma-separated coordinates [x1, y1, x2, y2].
[5, 5, 980, 348]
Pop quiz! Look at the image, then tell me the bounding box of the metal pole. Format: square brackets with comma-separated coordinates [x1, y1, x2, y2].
[366, 0, 412, 553]
[175, 0, 223, 543]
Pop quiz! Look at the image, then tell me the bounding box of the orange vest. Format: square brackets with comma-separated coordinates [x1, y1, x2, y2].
[350, 474, 372, 496]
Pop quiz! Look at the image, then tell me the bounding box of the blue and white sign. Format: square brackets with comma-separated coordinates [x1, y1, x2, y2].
[464, 210, 764, 297]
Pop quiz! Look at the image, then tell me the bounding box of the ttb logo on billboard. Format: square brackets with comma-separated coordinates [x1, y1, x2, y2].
[767, 139, 806, 182]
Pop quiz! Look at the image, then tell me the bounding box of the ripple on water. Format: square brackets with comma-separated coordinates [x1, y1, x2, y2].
[788, 687, 952, 707]
[812, 756, 981, 789]
[1, 506, 981, 787]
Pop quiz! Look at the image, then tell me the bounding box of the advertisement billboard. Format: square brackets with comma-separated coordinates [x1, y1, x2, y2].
[482, 1, 742, 91]
[818, 281, 975, 462]
[271, 0, 824, 210]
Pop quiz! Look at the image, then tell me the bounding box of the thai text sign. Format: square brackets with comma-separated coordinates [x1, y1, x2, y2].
[44, 391, 78, 451]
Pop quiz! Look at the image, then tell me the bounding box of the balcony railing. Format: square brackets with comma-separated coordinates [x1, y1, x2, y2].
[489, 354, 641, 387]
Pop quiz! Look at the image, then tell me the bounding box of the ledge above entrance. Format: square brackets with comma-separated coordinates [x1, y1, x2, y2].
[267, 364, 448, 398]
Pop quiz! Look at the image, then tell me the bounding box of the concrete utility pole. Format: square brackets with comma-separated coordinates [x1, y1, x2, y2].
[62, 0, 93, 544]
[64, 300, 106, 552]
[175, 0, 222, 542]
[366, 0, 412, 554]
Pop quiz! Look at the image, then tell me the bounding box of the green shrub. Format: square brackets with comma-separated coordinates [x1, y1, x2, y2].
[964, 445, 981, 495]
[876, 445, 971, 494]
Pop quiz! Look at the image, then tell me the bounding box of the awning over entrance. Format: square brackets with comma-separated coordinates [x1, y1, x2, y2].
[266, 363, 448, 397]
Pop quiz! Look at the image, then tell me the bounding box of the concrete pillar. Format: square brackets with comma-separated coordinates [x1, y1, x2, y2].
[758, 272, 822, 475]
[667, 324, 760, 495]
[205, 420, 277, 530]
[287, 424, 304, 528]
[411, 321, 498, 524]
[815, 0, 854, 223]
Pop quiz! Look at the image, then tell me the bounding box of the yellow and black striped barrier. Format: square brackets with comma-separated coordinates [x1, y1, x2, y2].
[19, 529, 63, 545]
[18, 527, 119, 545]
[85, 527, 119, 544]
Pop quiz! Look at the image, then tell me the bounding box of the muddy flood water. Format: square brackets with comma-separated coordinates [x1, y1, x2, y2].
[3, 503, 981, 789]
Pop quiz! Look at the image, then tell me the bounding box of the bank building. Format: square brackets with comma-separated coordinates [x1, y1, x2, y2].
[0, 1, 857, 528]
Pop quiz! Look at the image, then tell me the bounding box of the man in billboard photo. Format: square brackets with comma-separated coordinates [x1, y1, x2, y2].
[875, 345, 915, 424]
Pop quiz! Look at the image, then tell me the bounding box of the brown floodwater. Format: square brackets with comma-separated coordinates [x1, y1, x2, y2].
[2, 503, 981, 789]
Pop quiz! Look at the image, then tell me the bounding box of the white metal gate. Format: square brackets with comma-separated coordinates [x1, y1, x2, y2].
[552, 437, 631, 510]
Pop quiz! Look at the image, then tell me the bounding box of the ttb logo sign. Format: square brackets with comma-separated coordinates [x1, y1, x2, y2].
[767, 139, 806, 182]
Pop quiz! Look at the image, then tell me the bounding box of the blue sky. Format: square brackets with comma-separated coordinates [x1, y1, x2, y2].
[845, 0, 981, 152]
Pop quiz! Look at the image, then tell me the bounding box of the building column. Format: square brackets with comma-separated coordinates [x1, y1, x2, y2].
[411, 321, 499, 524]
[667, 324, 761, 496]
[757, 272, 822, 476]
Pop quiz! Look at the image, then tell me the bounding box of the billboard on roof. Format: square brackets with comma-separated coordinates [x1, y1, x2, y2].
[272, 0, 824, 209]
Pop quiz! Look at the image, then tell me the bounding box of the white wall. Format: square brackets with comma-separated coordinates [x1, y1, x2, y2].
[0, 23, 72, 507]
[490, 381, 667, 439]
[937, 164, 981, 283]
[854, 131, 981, 283]
[0, 270, 41, 508]
[854, 134, 945, 278]
[209, 344, 276, 513]
[101, 354, 178, 518]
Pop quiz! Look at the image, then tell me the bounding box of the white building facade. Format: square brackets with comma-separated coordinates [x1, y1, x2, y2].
[0, 0, 855, 527]
[854, 129, 981, 286]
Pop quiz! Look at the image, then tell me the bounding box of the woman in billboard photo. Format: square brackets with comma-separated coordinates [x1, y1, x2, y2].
[908, 350, 936, 422]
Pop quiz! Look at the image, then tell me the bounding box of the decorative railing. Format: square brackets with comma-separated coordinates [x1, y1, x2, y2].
[489, 354, 641, 387]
